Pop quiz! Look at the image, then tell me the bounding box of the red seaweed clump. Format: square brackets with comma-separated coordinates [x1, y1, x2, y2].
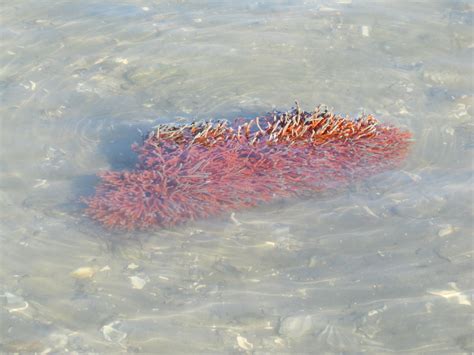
[82, 105, 412, 230]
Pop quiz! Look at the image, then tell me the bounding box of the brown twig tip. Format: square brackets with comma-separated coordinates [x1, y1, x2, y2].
[82, 106, 412, 231]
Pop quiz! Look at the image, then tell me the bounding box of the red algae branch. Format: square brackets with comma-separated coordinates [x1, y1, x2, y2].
[82, 105, 412, 230]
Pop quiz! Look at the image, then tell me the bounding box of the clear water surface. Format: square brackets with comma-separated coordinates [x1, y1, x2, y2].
[0, 0, 472, 353]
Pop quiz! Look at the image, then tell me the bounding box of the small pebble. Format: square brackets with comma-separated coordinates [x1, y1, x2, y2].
[230, 212, 242, 225]
[438, 224, 457, 237]
[129, 275, 148, 289]
[429, 286, 471, 306]
[361, 25, 370, 37]
[127, 263, 139, 270]
[1, 292, 29, 313]
[274, 337, 285, 346]
[236, 335, 253, 351]
[102, 321, 127, 342]
[445, 127, 455, 135]
[279, 315, 315, 338]
[115, 57, 128, 65]
[71, 267, 95, 279]
[32, 179, 48, 189]
[399, 106, 409, 115]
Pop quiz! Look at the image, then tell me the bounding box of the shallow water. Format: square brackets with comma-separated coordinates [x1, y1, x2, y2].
[1, 0, 473, 353]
